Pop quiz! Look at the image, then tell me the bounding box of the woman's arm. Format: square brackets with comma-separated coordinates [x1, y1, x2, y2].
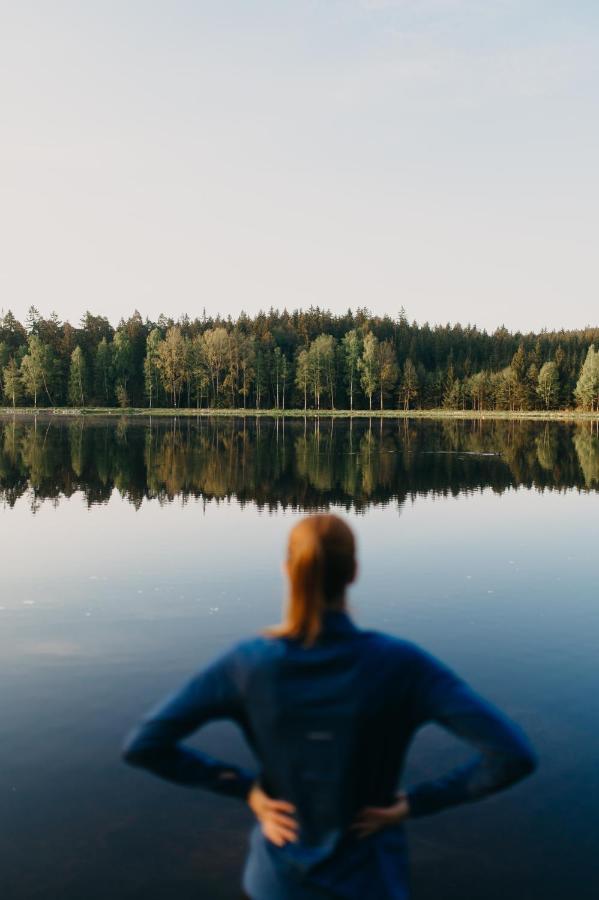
[122, 648, 256, 801]
[404, 648, 538, 818]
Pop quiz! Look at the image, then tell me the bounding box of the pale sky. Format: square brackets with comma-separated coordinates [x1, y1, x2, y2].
[1, 1, 598, 333]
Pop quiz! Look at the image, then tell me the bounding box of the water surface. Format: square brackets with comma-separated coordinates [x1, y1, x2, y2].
[1, 415, 598, 899]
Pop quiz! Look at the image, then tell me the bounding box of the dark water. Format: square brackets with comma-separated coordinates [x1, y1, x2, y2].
[1, 415, 598, 900]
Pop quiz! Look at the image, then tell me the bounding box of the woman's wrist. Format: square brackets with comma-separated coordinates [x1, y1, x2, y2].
[395, 791, 411, 821]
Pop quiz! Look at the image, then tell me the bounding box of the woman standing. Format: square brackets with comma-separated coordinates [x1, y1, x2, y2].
[123, 513, 536, 899]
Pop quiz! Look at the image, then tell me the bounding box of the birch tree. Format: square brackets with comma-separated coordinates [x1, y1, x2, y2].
[295, 349, 309, 411]
[399, 358, 418, 410]
[378, 340, 398, 410]
[156, 327, 186, 407]
[359, 333, 379, 410]
[20, 336, 53, 407]
[202, 327, 229, 405]
[68, 346, 87, 406]
[574, 346, 599, 411]
[537, 361, 560, 410]
[342, 330, 361, 411]
[144, 329, 162, 408]
[3, 358, 22, 408]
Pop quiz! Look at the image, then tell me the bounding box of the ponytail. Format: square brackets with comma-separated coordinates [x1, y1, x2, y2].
[267, 514, 356, 646]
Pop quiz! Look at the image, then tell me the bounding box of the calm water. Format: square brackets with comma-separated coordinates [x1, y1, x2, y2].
[1, 415, 598, 900]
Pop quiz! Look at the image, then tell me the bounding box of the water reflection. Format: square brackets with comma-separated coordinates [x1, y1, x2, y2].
[1, 415, 598, 511]
[2, 415, 598, 900]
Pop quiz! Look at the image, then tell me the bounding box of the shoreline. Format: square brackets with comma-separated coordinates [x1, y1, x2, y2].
[1, 407, 598, 421]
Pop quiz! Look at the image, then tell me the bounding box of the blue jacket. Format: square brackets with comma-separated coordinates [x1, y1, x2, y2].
[122, 610, 537, 899]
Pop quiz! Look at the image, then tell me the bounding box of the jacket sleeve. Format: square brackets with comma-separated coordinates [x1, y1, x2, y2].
[404, 648, 538, 818]
[121, 646, 256, 801]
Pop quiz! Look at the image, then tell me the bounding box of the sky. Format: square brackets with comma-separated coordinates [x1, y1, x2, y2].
[1, 0, 598, 334]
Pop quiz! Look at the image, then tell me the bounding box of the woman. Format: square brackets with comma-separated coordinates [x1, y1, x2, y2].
[123, 513, 537, 899]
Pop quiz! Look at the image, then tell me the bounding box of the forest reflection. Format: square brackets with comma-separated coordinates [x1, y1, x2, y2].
[1, 415, 598, 512]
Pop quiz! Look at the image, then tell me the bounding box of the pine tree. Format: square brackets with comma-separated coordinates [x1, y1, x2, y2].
[113, 330, 133, 404]
[94, 338, 113, 405]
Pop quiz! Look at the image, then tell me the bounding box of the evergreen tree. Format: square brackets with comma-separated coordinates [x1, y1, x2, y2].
[94, 338, 113, 405]
[378, 340, 398, 410]
[0, 306, 597, 411]
[511, 344, 528, 409]
[273, 346, 284, 409]
[239, 335, 255, 410]
[113, 330, 133, 406]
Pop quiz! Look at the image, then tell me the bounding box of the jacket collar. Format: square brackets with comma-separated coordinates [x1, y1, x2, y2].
[320, 609, 357, 635]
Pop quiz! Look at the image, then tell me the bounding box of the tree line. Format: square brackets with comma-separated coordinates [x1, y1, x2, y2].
[1, 306, 598, 411]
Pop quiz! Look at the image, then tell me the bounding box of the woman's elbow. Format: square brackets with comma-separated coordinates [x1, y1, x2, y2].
[507, 743, 538, 783]
[121, 731, 150, 767]
[518, 745, 538, 777]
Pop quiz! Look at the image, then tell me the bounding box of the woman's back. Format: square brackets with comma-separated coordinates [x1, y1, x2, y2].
[124, 608, 536, 899]
[123, 514, 536, 900]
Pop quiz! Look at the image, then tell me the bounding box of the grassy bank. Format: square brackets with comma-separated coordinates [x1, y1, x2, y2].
[2, 406, 598, 421]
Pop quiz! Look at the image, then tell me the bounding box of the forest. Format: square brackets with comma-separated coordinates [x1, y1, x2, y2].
[1, 306, 598, 412]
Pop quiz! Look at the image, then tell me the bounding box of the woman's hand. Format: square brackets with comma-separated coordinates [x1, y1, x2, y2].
[350, 791, 410, 839]
[247, 782, 299, 847]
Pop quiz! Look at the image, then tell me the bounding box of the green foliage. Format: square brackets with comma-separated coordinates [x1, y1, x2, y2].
[156, 326, 186, 407]
[3, 358, 22, 408]
[94, 338, 113, 405]
[359, 333, 379, 410]
[20, 336, 55, 407]
[399, 359, 419, 410]
[342, 330, 362, 411]
[144, 329, 162, 408]
[1, 307, 598, 411]
[574, 346, 599, 411]
[68, 346, 87, 406]
[537, 361, 560, 410]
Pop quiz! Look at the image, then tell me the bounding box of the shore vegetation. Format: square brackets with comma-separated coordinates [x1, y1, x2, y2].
[2, 307, 598, 414]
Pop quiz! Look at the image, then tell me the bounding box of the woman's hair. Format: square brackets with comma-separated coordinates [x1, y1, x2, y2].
[268, 513, 356, 646]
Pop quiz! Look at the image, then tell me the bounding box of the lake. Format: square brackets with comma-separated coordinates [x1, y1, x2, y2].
[1, 414, 598, 899]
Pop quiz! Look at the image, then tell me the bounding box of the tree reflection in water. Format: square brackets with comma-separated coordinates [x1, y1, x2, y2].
[0, 415, 598, 512]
